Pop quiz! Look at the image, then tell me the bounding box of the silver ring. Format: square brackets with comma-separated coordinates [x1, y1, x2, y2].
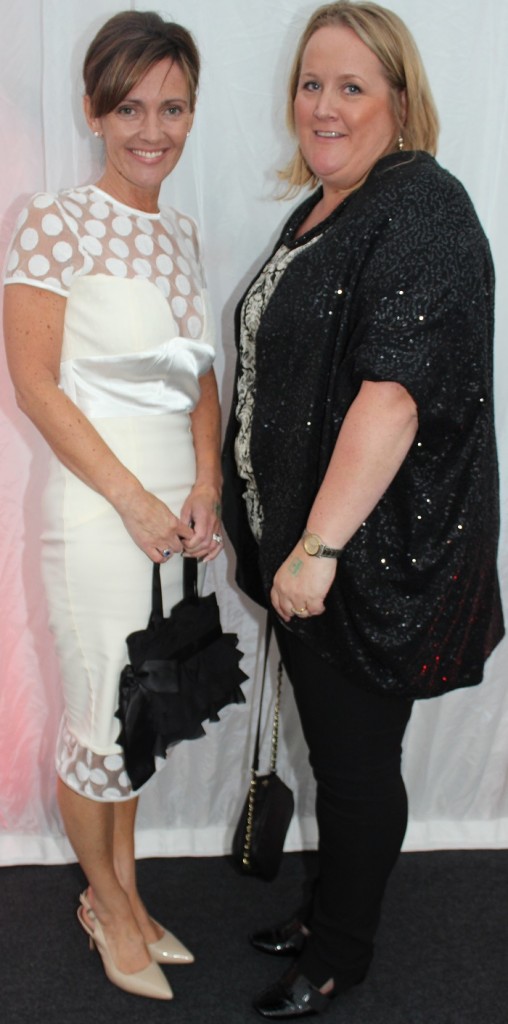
[212, 533, 223, 544]
[161, 548, 171, 558]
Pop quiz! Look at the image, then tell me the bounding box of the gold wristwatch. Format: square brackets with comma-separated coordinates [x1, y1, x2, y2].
[301, 529, 343, 559]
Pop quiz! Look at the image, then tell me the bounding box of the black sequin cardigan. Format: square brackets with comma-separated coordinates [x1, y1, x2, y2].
[222, 152, 504, 698]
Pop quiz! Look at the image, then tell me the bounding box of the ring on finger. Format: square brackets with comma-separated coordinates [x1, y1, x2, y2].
[290, 605, 308, 617]
[161, 548, 172, 558]
[212, 532, 223, 544]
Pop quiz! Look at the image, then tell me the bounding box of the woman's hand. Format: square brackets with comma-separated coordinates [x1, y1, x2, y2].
[116, 487, 194, 563]
[271, 544, 338, 623]
[180, 482, 223, 562]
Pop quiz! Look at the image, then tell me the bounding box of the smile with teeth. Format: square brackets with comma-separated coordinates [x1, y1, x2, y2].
[315, 131, 343, 138]
[131, 149, 166, 160]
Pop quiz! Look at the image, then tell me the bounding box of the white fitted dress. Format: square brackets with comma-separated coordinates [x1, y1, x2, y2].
[5, 185, 215, 800]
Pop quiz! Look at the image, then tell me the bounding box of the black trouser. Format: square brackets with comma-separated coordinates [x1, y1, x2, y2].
[274, 622, 413, 989]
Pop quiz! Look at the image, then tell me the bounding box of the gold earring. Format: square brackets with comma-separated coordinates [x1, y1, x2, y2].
[397, 135, 404, 151]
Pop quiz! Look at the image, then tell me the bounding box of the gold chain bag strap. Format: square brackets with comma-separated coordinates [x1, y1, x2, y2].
[232, 617, 295, 881]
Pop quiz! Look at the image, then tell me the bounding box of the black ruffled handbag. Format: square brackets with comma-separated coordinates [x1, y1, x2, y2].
[232, 620, 294, 881]
[116, 558, 247, 790]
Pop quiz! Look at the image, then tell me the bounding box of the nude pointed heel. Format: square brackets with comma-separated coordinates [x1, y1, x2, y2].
[80, 889, 193, 965]
[77, 906, 173, 1000]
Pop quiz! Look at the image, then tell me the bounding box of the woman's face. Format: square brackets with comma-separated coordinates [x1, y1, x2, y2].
[85, 58, 193, 211]
[294, 24, 402, 200]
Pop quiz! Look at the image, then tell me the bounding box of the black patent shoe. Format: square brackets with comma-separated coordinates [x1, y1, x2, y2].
[249, 917, 308, 956]
[253, 967, 334, 1019]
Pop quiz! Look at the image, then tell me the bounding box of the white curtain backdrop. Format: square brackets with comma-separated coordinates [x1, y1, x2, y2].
[1, 0, 507, 865]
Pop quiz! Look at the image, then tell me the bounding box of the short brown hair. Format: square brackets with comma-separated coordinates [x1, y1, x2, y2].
[281, 0, 439, 192]
[83, 11, 200, 117]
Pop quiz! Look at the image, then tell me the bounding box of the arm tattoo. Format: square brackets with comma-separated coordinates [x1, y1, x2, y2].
[288, 557, 303, 577]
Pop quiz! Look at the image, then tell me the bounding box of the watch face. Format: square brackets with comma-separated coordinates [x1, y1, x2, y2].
[304, 533, 321, 556]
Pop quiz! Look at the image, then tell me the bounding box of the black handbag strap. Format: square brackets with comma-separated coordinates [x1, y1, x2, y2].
[251, 616, 283, 774]
[152, 562, 164, 620]
[152, 557, 198, 621]
[183, 556, 199, 600]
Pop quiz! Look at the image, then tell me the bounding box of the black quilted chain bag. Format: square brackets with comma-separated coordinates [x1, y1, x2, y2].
[232, 619, 294, 881]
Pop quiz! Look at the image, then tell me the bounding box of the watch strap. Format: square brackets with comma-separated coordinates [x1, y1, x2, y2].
[302, 530, 343, 559]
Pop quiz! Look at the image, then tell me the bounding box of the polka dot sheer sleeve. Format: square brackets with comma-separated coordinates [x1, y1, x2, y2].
[5, 185, 213, 348]
[4, 193, 86, 297]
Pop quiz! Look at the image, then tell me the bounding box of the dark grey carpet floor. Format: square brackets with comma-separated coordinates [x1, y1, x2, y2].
[1, 850, 507, 1024]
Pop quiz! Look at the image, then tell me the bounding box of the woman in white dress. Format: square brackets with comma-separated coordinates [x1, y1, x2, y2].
[3, 11, 222, 1002]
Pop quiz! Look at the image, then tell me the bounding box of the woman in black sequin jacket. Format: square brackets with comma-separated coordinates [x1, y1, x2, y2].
[222, 2, 504, 1018]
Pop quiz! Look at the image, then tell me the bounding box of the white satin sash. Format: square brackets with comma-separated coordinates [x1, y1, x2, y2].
[59, 337, 215, 419]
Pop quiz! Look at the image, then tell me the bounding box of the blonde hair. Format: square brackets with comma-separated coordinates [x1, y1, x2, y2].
[280, 0, 439, 192]
[84, 11, 200, 117]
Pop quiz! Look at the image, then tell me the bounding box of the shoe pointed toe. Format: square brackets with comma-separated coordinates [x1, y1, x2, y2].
[107, 959, 174, 1001]
[148, 922, 195, 964]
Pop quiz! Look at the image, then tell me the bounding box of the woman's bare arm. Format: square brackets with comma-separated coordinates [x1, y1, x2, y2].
[180, 368, 223, 561]
[271, 379, 418, 620]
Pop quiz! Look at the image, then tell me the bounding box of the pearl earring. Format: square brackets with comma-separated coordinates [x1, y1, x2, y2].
[397, 135, 404, 151]
[93, 130, 102, 138]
